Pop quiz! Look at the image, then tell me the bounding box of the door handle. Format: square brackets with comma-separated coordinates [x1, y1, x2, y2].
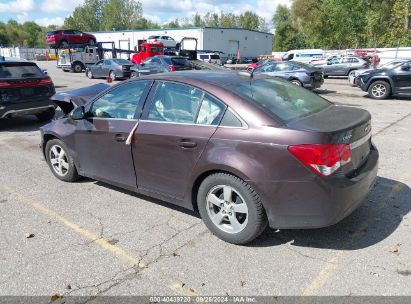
[114, 134, 126, 142]
[178, 140, 197, 148]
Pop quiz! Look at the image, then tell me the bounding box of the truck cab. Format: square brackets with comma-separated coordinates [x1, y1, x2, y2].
[131, 42, 164, 64]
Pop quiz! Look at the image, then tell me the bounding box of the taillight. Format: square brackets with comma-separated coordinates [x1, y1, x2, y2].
[0, 81, 11, 88]
[39, 77, 53, 85]
[168, 65, 176, 72]
[288, 144, 351, 176]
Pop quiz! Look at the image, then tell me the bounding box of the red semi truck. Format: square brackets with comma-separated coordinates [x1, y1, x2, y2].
[131, 42, 164, 64]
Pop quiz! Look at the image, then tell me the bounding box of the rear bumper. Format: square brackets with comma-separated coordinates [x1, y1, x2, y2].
[250, 144, 379, 229]
[0, 99, 55, 118]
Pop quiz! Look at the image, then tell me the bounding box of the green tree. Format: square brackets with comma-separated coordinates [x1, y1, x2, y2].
[0, 21, 10, 46]
[272, 5, 304, 51]
[102, 0, 142, 30]
[239, 11, 260, 30]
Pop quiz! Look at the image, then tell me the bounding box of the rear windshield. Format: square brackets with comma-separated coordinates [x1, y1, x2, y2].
[0, 63, 43, 79]
[150, 46, 163, 52]
[171, 57, 189, 66]
[148, 36, 160, 39]
[230, 78, 331, 122]
[47, 31, 61, 35]
[210, 54, 220, 59]
[112, 59, 133, 65]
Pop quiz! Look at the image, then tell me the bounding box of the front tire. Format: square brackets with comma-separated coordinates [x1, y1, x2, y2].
[290, 79, 302, 86]
[197, 173, 267, 245]
[72, 62, 83, 73]
[45, 139, 79, 182]
[130, 71, 139, 78]
[36, 107, 55, 122]
[368, 80, 391, 99]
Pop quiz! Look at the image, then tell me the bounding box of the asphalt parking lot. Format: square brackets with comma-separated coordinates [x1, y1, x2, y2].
[0, 61, 410, 298]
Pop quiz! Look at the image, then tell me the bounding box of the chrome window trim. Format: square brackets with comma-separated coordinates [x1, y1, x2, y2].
[90, 117, 138, 121]
[350, 132, 371, 150]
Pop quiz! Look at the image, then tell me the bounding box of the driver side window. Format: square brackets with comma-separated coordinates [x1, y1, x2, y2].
[91, 81, 150, 119]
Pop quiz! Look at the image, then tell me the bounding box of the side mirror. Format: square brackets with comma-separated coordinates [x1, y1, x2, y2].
[401, 64, 410, 71]
[70, 106, 85, 120]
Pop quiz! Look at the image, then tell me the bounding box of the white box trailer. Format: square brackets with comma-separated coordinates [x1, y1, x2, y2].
[90, 27, 273, 61]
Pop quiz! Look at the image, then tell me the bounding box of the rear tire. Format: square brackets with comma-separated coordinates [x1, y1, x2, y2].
[197, 173, 268, 245]
[72, 62, 83, 73]
[368, 80, 391, 99]
[88, 39, 96, 45]
[60, 40, 68, 47]
[86, 69, 94, 79]
[36, 107, 55, 122]
[45, 139, 80, 182]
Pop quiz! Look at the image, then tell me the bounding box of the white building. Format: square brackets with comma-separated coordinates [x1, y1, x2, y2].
[90, 27, 273, 60]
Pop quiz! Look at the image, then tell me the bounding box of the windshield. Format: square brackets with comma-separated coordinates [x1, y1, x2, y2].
[112, 59, 133, 65]
[381, 60, 410, 69]
[0, 63, 44, 79]
[229, 78, 331, 122]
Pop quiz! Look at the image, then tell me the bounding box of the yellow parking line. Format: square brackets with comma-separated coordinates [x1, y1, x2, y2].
[0, 185, 201, 296]
[302, 171, 410, 296]
[1, 185, 146, 267]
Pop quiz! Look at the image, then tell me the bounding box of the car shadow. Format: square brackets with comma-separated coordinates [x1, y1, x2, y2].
[0, 116, 45, 132]
[251, 176, 410, 250]
[315, 89, 336, 95]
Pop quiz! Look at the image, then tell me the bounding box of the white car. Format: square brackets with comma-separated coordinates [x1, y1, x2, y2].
[146, 35, 177, 48]
[197, 53, 221, 65]
[348, 59, 409, 86]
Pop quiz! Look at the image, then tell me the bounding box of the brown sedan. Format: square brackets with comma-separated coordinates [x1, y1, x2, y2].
[40, 71, 378, 244]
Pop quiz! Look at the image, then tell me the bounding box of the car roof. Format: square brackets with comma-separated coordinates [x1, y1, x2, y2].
[137, 70, 269, 88]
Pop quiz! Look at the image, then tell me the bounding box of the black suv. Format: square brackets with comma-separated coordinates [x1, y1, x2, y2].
[0, 60, 56, 120]
[357, 60, 411, 99]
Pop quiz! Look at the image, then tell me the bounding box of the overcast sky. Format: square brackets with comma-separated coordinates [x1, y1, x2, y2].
[0, 0, 291, 27]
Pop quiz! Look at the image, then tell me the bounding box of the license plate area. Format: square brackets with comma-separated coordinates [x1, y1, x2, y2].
[21, 87, 34, 96]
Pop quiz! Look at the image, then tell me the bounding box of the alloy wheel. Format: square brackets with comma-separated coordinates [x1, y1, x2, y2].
[371, 84, 387, 98]
[49, 145, 69, 177]
[206, 185, 248, 234]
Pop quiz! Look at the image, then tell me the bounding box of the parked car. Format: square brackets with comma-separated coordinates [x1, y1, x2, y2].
[246, 58, 279, 71]
[357, 61, 411, 99]
[41, 71, 378, 244]
[197, 53, 221, 65]
[130, 55, 192, 77]
[317, 56, 369, 77]
[46, 30, 96, 48]
[0, 61, 55, 120]
[85, 59, 134, 80]
[253, 61, 324, 89]
[146, 35, 177, 48]
[348, 59, 409, 86]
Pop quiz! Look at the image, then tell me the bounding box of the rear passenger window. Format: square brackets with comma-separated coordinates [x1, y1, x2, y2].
[196, 94, 225, 125]
[220, 109, 243, 127]
[147, 82, 203, 123]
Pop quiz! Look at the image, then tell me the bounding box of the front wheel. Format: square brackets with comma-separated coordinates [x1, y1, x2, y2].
[109, 71, 116, 81]
[368, 80, 391, 99]
[86, 69, 94, 79]
[72, 62, 83, 73]
[130, 71, 139, 78]
[197, 173, 267, 244]
[45, 139, 79, 182]
[290, 79, 302, 86]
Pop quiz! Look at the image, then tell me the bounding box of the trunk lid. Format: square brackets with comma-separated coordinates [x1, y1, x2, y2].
[287, 105, 372, 174]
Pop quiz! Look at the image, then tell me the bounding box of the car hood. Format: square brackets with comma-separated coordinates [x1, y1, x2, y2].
[51, 83, 110, 114]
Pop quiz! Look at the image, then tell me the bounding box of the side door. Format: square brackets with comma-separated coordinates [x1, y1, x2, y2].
[92, 60, 104, 77]
[392, 64, 411, 93]
[102, 60, 112, 77]
[74, 80, 153, 189]
[150, 57, 164, 73]
[64, 30, 75, 44]
[131, 81, 226, 200]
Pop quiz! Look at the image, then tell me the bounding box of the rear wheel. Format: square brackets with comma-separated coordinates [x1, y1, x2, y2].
[290, 79, 302, 86]
[45, 139, 79, 182]
[86, 69, 94, 79]
[88, 38, 96, 45]
[72, 62, 83, 73]
[60, 40, 68, 47]
[197, 173, 268, 244]
[368, 80, 391, 99]
[36, 107, 55, 122]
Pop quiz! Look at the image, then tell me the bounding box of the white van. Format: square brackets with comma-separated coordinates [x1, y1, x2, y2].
[282, 49, 324, 63]
[197, 52, 221, 65]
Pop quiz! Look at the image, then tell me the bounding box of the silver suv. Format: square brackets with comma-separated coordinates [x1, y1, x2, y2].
[315, 57, 369, 77]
